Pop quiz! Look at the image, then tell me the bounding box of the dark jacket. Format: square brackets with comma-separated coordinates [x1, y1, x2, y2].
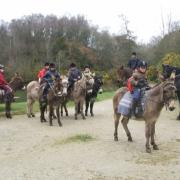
[43, 70, 60, 85]
[127, 58, 140, 70]
[68, 67, 82, 83]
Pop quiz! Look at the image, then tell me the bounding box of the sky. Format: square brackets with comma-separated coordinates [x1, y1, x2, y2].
[0, 0, 180, 43]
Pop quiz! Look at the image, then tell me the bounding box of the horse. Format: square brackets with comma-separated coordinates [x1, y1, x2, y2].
[113, 80, 176, 153]
[39, 78, 68, 126]
[61, 74, 94, 120]
[161, 64, 180, 120]
[117, 65, 133, 87]
[0, 74, 24, 118]
[85, 75, 103, 116]
[26, 80, 40, 118]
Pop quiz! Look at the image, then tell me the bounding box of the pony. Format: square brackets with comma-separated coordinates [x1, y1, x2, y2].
[61, 74, 94, 120]
[0, 73, 24, 118]
[113, 80, 176, 153]
[161, 64, 180, 120]
[85, 75, 103, 116]
[39, 78, 68, 126]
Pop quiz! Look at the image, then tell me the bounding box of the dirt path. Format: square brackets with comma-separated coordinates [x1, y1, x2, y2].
[0, 99, 180, 180]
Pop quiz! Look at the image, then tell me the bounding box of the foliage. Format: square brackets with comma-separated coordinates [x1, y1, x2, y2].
[146, 65, 158, 81]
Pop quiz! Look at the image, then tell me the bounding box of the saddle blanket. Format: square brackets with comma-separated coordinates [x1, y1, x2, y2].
[118, 91, 133, 117]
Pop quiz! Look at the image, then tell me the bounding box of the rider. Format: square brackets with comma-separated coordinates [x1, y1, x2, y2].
[83, 65, 94, 78]
[127, 52, 141, 71]
[127, 60, 149, 117]
[38, 62, 49, 83]
[41, 63, 61, 100]
[0, 64, 13, 96]
[68, 63, 82, 91]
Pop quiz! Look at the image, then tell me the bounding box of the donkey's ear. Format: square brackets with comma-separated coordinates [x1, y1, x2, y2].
[120, 65, 124, 70]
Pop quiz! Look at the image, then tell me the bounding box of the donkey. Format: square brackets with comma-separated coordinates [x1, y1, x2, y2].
[72, 75, 94, 120]
[161, 64, 180, 120]
[0, 74, 24, 118]
[85, 75, 103, 116]
[117, 65, 133, 87]
[26, 81, 40, 118]
[113, 80, 176, 153]
[61, 74, 94, 119]
[39, 78, 68, 126]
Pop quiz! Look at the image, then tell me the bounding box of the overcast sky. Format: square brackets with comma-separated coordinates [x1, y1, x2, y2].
[0, 0, 180, 43]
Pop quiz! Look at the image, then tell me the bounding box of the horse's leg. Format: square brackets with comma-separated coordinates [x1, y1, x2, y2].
[80, 99, 86, 120]
[49, 105, 53, 126]
[85, 99, 89, 116]
[151, 121, 159, 150]
[90, 98, 95, 117]
[176, 91, 180, 120]
[145, 122, 152, 153]
[5, 101, 12, 119]
[29, 99, 35, 117]
[64, 102, 68, 116]
[39, 102, 47, 122]
[52, 109, 57, 119]
[114, 113, 120, 141]
[56, 105, 62, 127]
[27, 98, 32, 118]
[121, 116, 132, 142]
[75, 102, 78, 120]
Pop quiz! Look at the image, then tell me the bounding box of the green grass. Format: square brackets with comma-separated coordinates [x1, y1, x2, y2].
[0, 90, 115, 115]
[53, 134, 95, 145]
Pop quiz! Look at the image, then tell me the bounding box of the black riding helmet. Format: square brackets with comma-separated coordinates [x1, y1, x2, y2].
[138, 60, 147, 68]
[69, 63, 76, 68]
[44, 62, 49, 66]
[49, 63, 56, 69]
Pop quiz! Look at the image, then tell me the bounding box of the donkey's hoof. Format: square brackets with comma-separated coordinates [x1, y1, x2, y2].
[90, 113, 94, 117]
[66, 113, 68, 116]
[75, 116, 78, 120]
[114, 136, 118, 141]
[128, 137, 133, 142]
[153, 144, 159, 150]
[59, 123, 62, 127]
[27, 114, 31, 118]
[176, 116, 180, 120]
[85, 113, 88, 116]
[82, 116, 86, 120]
[146, 148, 151, 153]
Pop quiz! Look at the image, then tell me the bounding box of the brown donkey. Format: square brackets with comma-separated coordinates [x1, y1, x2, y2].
[39, 78, 68, 126]
[113, 80, 176, 153]
[0, 74, 24, 118]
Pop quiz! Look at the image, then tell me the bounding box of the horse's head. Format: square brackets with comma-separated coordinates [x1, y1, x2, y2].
[9, 74, 25, 91]
[54, 78, 68, 97]
[117, 65, 132, 86]
[161, 64, 176, 80]
[94, 75, 103, 94]
[161, 80, 177, 111]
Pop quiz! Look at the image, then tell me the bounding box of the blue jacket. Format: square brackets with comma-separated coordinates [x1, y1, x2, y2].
[68, 67, 81, 82]
[43, 70, 60, 85]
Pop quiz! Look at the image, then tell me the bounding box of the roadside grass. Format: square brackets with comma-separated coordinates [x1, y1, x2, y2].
[53, 134, 95, 146]
[0, 90, 115, 115]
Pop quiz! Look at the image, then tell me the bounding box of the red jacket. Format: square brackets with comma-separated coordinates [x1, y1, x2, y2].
[0, 72, 8, 86]
[127, 77, 133, 93]
[38, 68, 47, 79]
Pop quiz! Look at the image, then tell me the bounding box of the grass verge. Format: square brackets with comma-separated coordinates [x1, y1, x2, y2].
[53, 134, 95, 145]
[0, 90, 115, 115]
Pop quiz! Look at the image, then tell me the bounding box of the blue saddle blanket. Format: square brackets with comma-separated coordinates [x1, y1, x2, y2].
[118, 91, 133, 117]
[118, 91, 146, 117]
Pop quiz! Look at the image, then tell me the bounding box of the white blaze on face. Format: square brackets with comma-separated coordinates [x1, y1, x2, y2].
[62, 79, 68, 95]
[89, 78, 94, 85]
